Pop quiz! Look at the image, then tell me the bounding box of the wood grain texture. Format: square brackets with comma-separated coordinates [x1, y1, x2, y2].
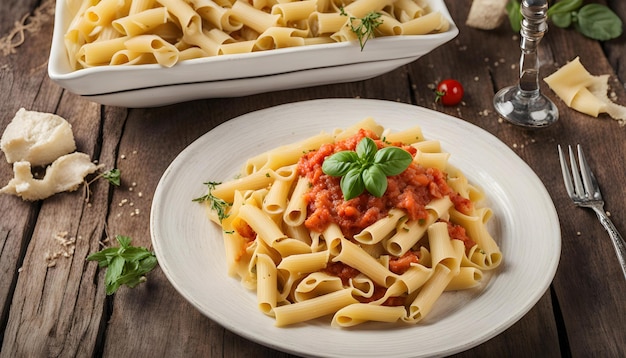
[1, 1, 625, 357]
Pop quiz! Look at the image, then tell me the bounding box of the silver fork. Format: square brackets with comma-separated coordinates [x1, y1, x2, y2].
[558, 144, 626, 279]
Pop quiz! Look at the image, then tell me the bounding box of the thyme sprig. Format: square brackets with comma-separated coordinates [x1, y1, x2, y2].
[340, 8, 383, 51]
[193, 181, 231, 222]
[84, 168, 121, 202]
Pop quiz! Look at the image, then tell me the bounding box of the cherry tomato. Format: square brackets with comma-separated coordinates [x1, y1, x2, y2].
[435, 79, 464, 106]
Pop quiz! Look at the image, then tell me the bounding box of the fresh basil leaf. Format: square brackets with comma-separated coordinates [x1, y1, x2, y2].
[106, 280, 122, 296]
[137, 255, 158, 274]
[322, 151, 359, 176]
[340, 167, 365, 200]
[86, 247, 119, 266]
[574, 4, 623, 41]
[116, 257, 157, 288]
[120, 247, 153, 262]
[373, 147, 413, 176]
[551, 12, 573, 28]
[88, 235, 158, 295]
[506, 0, 522, 33]
[116, 235, 132, 249]
[115, 272, 145, 289]
[356, 137, 378, 164]
[362, 165, 388, 198]
[105, 256, 125, 287]
[547, 0, 582, 16]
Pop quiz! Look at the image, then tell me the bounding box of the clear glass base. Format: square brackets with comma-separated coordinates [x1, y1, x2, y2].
[493, 86, 558, 128]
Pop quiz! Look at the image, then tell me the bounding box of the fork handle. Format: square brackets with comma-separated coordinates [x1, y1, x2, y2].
[592, 207, 626, 280]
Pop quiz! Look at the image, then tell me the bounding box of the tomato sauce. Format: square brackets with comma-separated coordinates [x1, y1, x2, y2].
[297, 129, 473, 241]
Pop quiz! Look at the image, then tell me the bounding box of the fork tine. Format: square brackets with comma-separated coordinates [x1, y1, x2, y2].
[576, 144, 600, 198]
[558, 145, 575, 198]
[568, 145, 585, 198]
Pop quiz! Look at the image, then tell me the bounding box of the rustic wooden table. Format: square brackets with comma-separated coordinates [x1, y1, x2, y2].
[1, 1, 625, 357]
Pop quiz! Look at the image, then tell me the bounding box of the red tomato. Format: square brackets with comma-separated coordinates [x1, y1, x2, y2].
[435, 79, 464, 106]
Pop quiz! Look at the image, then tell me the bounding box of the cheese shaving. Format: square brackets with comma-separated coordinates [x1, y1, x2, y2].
[0, 152, 102, 201]
[544, 57, 626, 122]
[466, 0, 508, 30]
[1, 108, 76, 166]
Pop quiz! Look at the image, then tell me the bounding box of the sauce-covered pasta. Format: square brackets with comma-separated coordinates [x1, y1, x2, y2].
[198, 118, 502, 327]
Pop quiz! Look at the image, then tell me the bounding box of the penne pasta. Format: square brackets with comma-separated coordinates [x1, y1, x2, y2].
[197, 119, 502, 328]
[64, 0, 451, 70]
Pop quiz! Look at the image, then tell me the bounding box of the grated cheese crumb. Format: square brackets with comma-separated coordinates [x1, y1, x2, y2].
[44, 231, 77, 268]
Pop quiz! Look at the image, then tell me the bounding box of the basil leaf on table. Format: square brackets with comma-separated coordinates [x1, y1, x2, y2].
[505, 0, 623, 41]
[506, 0, 522, 32]
[574, 4, 623, 41]
[87, 235, 158, 295]
[551, 12, 573, 28]
[547, 0, 583, 16]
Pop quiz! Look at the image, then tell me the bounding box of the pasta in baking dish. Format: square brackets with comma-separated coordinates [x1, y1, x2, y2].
[63, 0, 450, 69]
[198, 118, 502, 327]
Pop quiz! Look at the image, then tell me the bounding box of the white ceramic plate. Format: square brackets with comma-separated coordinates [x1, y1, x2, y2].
[47, 1, 457, 108]
[151, 99, 561, 358]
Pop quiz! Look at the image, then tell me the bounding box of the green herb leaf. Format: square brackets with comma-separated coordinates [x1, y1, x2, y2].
[340, 8, 383, 51]
[193, 181, 232, 222]
[117, 235, 132, 248]
[321, 151, 359, 176]
[574, 4, 623, 41]
[102, 168, 121, 186]
[322, 137, 412, 200]
[87, 235, 157, 295]
[373, 147, 413, 176]
[550, 11, 573, 28]
[506, 0, 623, 41]
[356, 137, 378, 163]
[340, 167, 365, 200]
[547, 0, 583, 16]
[506, 0, 522, 33]
[362, 165, 388, 198]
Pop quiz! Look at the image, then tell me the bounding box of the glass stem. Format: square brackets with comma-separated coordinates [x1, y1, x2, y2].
[517, 0, 548, 96]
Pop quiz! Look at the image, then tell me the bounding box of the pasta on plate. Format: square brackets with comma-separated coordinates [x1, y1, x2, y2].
[63, 0, 450, 69]
[197, 118, 502, 327]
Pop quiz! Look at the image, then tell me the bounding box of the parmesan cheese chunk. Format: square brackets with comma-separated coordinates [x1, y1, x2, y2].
[0, 152, 101, 201]
[1, 108, 76, 166]
[466, 0, 508, 30]
[544, 57, 626, 121]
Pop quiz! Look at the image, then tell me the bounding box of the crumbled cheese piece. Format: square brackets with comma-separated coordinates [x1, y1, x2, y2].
[1, 108, 76, 166]
[466, 0, 508, 30]
[0, 152, 102, 201]
[544, 57, 626, 121]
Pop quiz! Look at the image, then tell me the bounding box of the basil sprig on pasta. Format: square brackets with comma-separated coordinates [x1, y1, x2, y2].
[322, 137, 412, 200]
